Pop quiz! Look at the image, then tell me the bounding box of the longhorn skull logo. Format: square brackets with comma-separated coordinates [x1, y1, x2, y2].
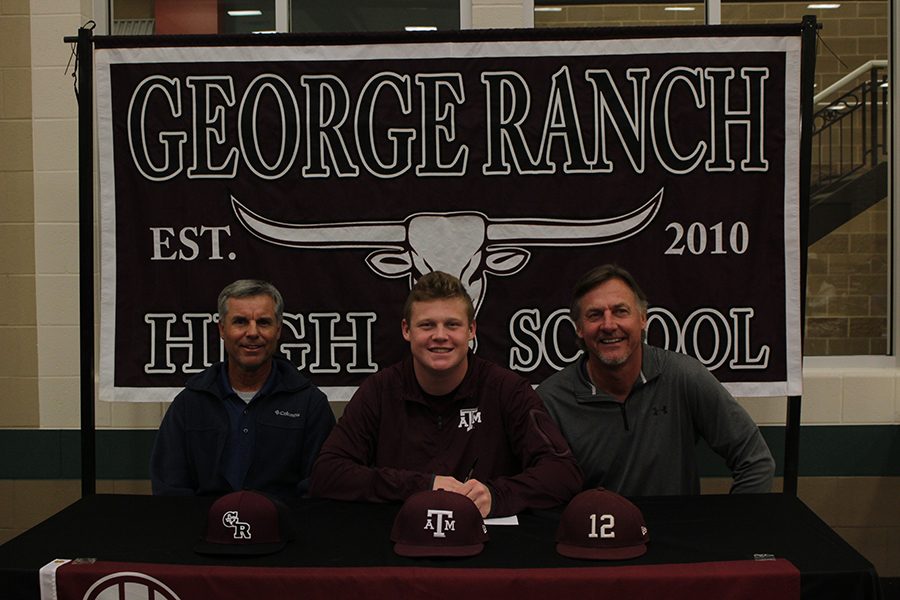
[231, 188, 663, 318]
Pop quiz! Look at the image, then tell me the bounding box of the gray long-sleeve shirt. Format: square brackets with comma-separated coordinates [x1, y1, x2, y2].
[537, 345, 774, 496]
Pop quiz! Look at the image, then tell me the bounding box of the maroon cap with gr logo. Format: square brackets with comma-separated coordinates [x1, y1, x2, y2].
[556, 488, 650, 560]
[391, 490, 489, 557]
[194, 490, 295, 556]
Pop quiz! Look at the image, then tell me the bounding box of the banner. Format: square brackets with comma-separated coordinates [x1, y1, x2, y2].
[44, 559, 801, 600]
[95, 27, 804, 402]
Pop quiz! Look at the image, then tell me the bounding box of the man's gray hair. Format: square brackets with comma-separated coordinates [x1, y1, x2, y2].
[569, 265, 649, 351]
[217, 280, 284, 323]
[570, 264, 649, 322]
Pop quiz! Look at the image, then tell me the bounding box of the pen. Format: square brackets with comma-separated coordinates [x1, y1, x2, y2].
[464, 458, 479, 482]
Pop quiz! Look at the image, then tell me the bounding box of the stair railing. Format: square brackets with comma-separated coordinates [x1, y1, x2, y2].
[811, 60, 888, 194]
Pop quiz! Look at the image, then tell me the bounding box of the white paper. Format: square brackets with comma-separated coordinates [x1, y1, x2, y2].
[484, 515, 519, 526]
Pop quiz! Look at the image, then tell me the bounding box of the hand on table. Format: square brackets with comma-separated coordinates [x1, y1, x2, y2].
[433, 475, 492, 517]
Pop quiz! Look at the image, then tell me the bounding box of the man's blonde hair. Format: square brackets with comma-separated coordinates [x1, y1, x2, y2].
[402, 272, 475, 323]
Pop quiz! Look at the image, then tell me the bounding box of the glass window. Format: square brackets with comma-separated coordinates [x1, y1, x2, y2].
[221, 0, 277, 34]
[291, 0, 460, 33]
[110, 0, 459, 34]
[110, 0, 277, 35]
[535, 1, 705, 27]
[536, 0, 891, 357]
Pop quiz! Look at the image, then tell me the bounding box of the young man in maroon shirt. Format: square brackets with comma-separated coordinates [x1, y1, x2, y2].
[310, 272, 582, 517]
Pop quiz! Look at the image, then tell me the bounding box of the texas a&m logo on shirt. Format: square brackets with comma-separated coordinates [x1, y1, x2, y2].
[458, 408, 481, 432]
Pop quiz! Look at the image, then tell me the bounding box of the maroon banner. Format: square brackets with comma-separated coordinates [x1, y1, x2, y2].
[45, 559, 800, 600]
[94, 28, 804, 402]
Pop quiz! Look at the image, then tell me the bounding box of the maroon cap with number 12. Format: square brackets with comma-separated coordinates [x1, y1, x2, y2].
[556, 488, 650, 560]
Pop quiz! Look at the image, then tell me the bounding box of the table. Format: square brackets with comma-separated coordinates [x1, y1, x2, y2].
[0, 493, 882, 600]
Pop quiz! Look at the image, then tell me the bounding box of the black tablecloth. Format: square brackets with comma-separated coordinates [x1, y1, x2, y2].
[0, 493, 882, 600]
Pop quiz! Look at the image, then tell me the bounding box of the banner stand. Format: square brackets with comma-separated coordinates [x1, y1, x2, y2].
[782, 15, 818, 497]
[65, 24, 97, 497]
[65, 20, 816, 499]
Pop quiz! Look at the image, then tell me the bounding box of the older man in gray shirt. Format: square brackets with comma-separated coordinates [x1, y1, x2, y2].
[537, 264, 774, 496]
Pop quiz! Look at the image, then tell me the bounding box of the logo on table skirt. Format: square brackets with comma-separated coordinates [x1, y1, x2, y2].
[83, 572, 182, 600]
[223, 510, 252, 539]
[458, 408, 482, 431]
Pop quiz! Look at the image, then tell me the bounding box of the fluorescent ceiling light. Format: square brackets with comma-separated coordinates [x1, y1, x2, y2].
[807, 3, 840, 8]
[228, 10, 263, 17]
[252, 30, 278, 34]
[664, 6, 697, 11]
[535, 7, 563, 11]
[405, 26, 437, 31]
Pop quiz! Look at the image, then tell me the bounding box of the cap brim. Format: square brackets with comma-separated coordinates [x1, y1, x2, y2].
[194, 540, 287, 556]
[394, 542, 484, 558]
[556, 542, 647, 560]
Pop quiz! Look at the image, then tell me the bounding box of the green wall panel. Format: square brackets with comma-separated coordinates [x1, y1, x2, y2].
[0, 426, 897, 479]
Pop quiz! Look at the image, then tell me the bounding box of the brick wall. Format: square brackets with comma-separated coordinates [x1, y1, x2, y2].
[807, 197, 889, 354]
[537, 0, 891, 356]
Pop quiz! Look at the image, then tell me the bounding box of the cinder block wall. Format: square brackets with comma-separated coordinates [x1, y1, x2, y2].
[807, 198, 889, 355]
[0, 0, 38, 428]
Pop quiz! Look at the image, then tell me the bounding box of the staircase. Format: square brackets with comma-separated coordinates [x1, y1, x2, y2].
[809, 61, 889, 244]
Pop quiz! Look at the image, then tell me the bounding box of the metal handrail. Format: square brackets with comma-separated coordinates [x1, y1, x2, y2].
[811, 63, 888, 195]
[814, 59, 888, 104]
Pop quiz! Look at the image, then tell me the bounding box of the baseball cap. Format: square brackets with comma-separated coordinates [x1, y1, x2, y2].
[556, 488, 650, 560]
[194, 490, 295, 556]
[391, 490, 489, 557]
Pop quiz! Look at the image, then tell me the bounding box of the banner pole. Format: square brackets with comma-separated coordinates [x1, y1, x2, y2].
[784, 15, 818, 497]
[71, 25, 97, 497]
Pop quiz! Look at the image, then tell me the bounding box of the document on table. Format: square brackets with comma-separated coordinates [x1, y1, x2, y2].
[485, 516, 519, 525]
